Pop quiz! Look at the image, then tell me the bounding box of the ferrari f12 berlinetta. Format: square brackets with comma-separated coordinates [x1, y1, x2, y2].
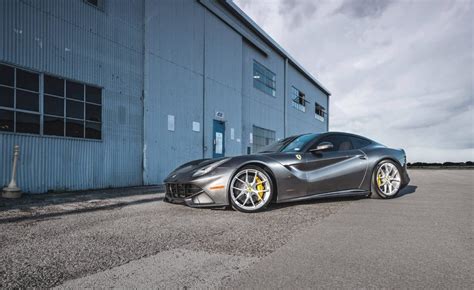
[164, 132, 410, 212]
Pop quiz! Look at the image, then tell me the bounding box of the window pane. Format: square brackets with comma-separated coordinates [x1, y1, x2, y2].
[16, 112, 40, 134]
[86, 121, 101, 139]
[16, 69, 39, 92]
[253, 61, 276, 96]
[86, 85, 101, 104]
[0, 64, 14, 86]
[44, 75, 64, 97]
[252, 126, 276, 153]
[44, 116, 64, 136]
[66, 100, 84, 119]
[0, 86, 14, 108]
[350, 137, 370, 149]
[44, 95, 64, 116]
[86, 103, 101, 122]
[0, 109, 14, 132]
[66, 118, 84, 138]
[16, 89, 39, 112]
[317, 135, 353, 152]
[66, 81, 84, 100]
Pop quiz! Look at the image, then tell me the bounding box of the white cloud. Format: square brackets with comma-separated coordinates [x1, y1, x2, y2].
[235, 0, 473, 162]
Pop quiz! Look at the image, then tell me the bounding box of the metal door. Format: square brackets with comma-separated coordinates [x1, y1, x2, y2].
[212, 120, 225, 158]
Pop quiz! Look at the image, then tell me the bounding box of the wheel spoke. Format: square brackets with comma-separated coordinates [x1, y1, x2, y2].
[243, 194, 249, 206]
[235, 177, 246, 184]
[235, 191, 245, 200]
[255, 180, 268, 186]
[388, 166, 394, 176]
[252, 172, 257, 185]
[390, 170, 397, 178]
[250, 196, 256, 207]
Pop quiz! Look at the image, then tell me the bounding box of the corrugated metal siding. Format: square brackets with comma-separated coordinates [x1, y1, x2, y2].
[0, 0, 329, 192]
[1, 133, 140, 193]
[241, 41, 285, 153]
[205, 2, 329, 151]
[286, 64, 328, 137]
[143, 0, 206, 185]
[0, 0, 144, 193]
[203, 8, 243, 159]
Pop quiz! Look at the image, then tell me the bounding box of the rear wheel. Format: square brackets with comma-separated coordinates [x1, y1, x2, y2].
[229, 165, 273, 213]
[371, 160, 402, 199]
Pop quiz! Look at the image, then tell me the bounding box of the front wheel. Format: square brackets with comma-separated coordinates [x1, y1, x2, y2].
[371, 160, 402, 199]
[229, 166, 273, 213]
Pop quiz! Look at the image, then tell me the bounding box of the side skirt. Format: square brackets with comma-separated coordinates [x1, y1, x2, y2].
[277, 189, 370, 203]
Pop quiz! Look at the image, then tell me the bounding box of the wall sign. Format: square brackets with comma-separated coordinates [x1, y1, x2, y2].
[167, 115, 175, 131]
[230, 128, 235, 140]
[192, 121, 200, 132]
[215, 111, 224, 120]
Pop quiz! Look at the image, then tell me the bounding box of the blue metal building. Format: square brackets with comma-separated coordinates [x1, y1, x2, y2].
[0, 0, 330, 193]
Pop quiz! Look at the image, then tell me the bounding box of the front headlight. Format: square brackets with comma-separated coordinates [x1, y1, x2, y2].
[192, 158, 230, 177]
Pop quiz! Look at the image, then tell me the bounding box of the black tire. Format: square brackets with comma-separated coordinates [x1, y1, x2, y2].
[229, 165, 274, 213]
[370, 159, 402, 199]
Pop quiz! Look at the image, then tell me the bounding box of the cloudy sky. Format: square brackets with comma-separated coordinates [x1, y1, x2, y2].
[234, 0, 473, 162]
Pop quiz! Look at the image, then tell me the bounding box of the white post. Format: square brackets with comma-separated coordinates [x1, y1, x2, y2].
[2, 144, 22, 199]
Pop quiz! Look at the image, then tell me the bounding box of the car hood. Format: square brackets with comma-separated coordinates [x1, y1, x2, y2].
[165, 152, 302, 182]
[165, 158, 225, 178]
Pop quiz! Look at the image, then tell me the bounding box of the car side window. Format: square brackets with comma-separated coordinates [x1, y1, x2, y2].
[312, 135, 354, 152]
[350, 137, 371, 149]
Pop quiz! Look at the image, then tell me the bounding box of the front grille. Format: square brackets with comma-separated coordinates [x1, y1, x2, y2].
[166, 183, 202, 199]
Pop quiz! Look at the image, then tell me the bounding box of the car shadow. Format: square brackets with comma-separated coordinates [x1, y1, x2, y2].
[265, 195, 367, 211]
[397, 185, 417, 197]
[265, 185, 418, 211]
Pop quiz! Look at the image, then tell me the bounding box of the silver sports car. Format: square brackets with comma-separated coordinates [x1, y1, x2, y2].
[164, 132, 410, 213]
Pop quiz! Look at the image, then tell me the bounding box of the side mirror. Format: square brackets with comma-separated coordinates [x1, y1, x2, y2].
[310, 141, 334, 152]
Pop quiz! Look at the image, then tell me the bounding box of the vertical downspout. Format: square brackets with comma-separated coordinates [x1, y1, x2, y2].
[142, 0, 147, 185]
[202, 10, 206, 158]
[283, 58, 288, 137]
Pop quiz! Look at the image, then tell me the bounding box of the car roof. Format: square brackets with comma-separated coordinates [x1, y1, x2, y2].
[287, 132, 376, 144]
[289, 131, 367, 139]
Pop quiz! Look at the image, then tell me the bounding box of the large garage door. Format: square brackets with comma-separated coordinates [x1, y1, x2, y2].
[252, 125, 275, 153]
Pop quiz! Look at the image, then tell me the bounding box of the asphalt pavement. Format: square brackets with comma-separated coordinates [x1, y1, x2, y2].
[1, 170, 472, 288]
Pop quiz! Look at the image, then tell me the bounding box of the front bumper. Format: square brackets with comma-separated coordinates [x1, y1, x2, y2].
[164, 183, 221, 207]
[163, 168, 231, 207]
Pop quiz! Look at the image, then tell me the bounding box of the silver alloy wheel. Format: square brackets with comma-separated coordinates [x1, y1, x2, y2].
[230, 169, 271, 211]
[376, 162, 401, 196]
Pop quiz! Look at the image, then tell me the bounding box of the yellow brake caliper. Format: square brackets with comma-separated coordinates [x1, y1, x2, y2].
[377, 173, 383, 187]
[255, 176, 265, 201]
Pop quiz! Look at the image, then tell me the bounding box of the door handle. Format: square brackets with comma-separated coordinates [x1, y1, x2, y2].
[358, 155, 367, 160]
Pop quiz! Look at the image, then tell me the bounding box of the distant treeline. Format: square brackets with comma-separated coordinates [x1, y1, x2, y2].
[407, 161, 473, 168]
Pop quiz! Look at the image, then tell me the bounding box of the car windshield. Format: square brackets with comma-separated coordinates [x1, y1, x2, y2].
[257, 137, 296, 153]
[281, 133, 319, 152]
[257, 133, 319, 153]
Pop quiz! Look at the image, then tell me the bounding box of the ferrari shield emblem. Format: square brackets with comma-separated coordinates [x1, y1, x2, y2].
[296, 154, 302, 160]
